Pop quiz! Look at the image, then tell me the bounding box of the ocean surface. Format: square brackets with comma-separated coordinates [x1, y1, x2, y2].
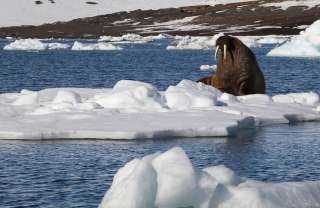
[0, 39, 320, 208]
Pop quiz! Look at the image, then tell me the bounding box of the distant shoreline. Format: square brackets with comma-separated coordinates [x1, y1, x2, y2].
[0, 1, 319, 39]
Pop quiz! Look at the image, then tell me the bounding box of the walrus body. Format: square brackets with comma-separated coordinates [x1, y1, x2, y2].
[198, 36, 266, 95]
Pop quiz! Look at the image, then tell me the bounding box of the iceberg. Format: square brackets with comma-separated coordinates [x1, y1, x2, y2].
[71, 41, 123, 51]
[3, 39, 70, 51]
[3, 39, 47, 51]
[0, 80, 319, 140]
[100, 147, 320, 208]
[267, 20, 320, 57]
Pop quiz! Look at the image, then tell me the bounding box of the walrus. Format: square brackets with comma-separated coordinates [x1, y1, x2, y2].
[198, 35, 266, 95]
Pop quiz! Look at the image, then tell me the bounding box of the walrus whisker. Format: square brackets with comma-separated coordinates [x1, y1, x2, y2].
[223, 44, 227, 61]
[214, 46, 219, 60]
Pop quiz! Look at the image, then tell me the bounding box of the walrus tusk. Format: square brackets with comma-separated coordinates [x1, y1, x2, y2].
[214, 46, 219, 60]
[224, 44, 227, 61]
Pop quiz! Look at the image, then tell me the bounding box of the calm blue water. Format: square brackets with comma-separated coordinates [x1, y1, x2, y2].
[0, 39, 320, 208]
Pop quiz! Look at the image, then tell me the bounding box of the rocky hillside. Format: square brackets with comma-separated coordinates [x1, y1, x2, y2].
[0, 0, 319, 38]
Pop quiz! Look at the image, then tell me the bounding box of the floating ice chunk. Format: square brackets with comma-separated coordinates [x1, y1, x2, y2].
[47, 42, 70, 50]
[203, 165, 243, 186]
[164, 80, 222, 110]
[0, 81, 319, 140]
[218, 93, 239, 104]
[199, 64, 217, 71]
[94, 80, 164, 111]
[3, 39, 70, 51]
[71, 41, 122, 51]
[52, 90, 82, 105]
[12, 90, 38, 106]
[100, 158, 157, 208]
[30, 90, 101, 115]
[220, 180, 320, 208]
[238, 94, 273, 104]
[237, 36, 261, 48]
[152, 147, 201, 208]
[100, 147, 320, 208]
[167, 34, 259, 50]
[167, 35, 219, 50]
[268, 19, 320, 57]
[4, 39, 47, 51]
[272, 92, 320, 106]
[256, 36, 289, 45]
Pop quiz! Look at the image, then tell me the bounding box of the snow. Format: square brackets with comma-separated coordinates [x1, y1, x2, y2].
[165, 80, 221, 110]
[93, 80, 165, 112]
[199, 65, 217, 71]
[261, 0, 320, 10]
[0, 0, 257, 27]
[268, 20, 320, 57]
[3, 39, 70, 51]
[71, 41, 122, 51]
[100, 146, 320, 208]
[272, 92, 320, 106]
[98, 33, 155, 44]
[0, 80, 319, 140]
[138, 16, 210, 33]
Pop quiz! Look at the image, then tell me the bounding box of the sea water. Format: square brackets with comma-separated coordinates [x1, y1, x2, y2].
[0, 39, 320, 208]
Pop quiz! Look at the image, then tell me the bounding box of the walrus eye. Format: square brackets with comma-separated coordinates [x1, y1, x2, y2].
[214, 46, 220, 60]
[224, 44, 227, 61]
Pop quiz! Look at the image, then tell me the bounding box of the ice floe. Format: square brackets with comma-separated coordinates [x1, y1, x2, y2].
[0, 80, 319, 140]
[100, 146, 320, 208]
[3, 39, 70, 51]
[71, 41, 123, 51]
[4, 39, 47, 51]
[167, 35, 222, 50]
[199, 65, 217, 71]
[268, 19, 320, 57]
[166, 34, 288, 50]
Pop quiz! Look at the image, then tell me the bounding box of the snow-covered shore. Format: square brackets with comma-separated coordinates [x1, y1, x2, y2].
[0, 80, 319, 140]
[100, 146, 320, 208]
[0, 0, 287, 27]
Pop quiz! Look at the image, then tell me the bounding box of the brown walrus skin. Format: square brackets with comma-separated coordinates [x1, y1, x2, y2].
[198, 35, 266, 96]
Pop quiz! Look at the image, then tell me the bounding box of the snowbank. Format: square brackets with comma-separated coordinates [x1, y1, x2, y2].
[3, 39, 70, 51]
[0, 80, 319, 140]
[100, 147, 320, 208]
[71, 41, 122, 51]
[98, 33, 161, 43]
[268, 20, 320, 57]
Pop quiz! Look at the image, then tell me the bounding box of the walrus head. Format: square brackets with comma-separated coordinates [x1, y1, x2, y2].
[215, 35, 239, 65]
